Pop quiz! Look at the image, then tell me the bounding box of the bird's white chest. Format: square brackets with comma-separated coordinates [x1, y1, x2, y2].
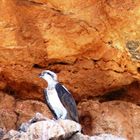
[47, 88, 67, 119]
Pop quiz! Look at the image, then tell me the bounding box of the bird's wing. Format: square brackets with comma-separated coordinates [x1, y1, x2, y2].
[43, 88, 57, 119]
[55, 83, 79, 122]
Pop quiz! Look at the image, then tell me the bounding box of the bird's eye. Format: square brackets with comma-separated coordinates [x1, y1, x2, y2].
[46, 72, 54, 78]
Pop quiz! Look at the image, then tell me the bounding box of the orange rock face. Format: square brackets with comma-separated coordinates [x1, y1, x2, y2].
[0, 92, 53, 131]
[78, 100, 140, 140]
[15, 100, 53, 127]
[0, 0, 140, 101]
[0, 92, 17, 130]
[0, 0, 140, 138]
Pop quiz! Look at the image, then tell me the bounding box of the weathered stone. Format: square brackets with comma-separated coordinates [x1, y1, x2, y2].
[71, 133, 126, 140]
[0, 92, 17, 130]
[4, 113, 81, 140]
[0, 0, 140, 101]
[78, 100, 140, 140]
[0, 110, 17, 131]
[3, 114, 126, 140]
[0, 91, 15, 109]
[0, 0, 140, 137]
[0, 128, 6, 140]
[15, 100, 53, 128]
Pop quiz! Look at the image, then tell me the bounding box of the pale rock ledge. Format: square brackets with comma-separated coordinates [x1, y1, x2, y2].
[2, 113, 126, 140]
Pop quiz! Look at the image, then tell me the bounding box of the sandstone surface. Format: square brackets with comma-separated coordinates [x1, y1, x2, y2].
[0, 0, 140, 101]
[2, 113, 126, 140]
[0, 92, 53, 131]
[0, 0, 140, 139]
[78, 100, 140, 140]
[0, 92, 17, 130]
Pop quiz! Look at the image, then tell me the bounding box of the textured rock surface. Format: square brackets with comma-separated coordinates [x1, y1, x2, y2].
[0, 0, 140, 139]
[0, 92, 52, 131]
[0, 0, 140, 101]
[3, 113, 82, 140]
[15, 100, 53, 128]
[0, 92, 17, 130]
[71, 133, 126, 140]
[3, 113, 126, 140]
[78, 100, 140, 140]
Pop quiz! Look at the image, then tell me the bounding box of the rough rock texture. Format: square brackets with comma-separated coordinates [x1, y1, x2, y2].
[0, 0, 140, 139]
[0, 0, 140, 101]
[15, 100, 53, 127]
[0, 92, 53, 131]
[0, 92, 17, 130]
[3, 113, 126, 140]
[3, 113, 82, 140]
[78, 100, 140, 140]
[72, 133, 126, 140]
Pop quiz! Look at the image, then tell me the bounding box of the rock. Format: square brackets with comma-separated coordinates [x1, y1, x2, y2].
[15, 100, 53, 128]
[0, 92, 17, 130]
[0, 128, 6, 140]
[0, 91, 15, 110]
[0, 0, 140, 102]
[90, 134, 126, 140]
[19, 112, 50, 132]
[0, 0, 140, 137]
[3, 130, 20, 140]
[3, 113, 126, 140]
[124, 81, 140, 104]
[0, 110, 17, 131]
[78, 100, 140, 140]
[4, 113, 81, 140]
[71, 133, 126, 140]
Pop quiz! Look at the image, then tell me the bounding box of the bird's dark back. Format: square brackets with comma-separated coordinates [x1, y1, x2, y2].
[55, 83, 79, 122]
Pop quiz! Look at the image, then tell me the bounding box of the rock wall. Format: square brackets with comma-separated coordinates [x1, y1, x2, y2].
[0, 0, 140, 140]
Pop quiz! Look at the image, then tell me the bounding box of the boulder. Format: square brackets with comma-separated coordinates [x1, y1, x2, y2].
[3, 113, 126, 140]
[78, 100, 140, 140]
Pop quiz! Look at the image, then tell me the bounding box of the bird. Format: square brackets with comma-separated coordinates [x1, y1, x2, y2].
[39, 70, 79, 122]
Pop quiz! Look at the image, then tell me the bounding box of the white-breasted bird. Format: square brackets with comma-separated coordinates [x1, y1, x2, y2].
[39, 70, 79, 122]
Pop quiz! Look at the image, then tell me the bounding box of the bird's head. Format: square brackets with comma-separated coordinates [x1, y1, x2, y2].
[39, 70, 57, 82]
